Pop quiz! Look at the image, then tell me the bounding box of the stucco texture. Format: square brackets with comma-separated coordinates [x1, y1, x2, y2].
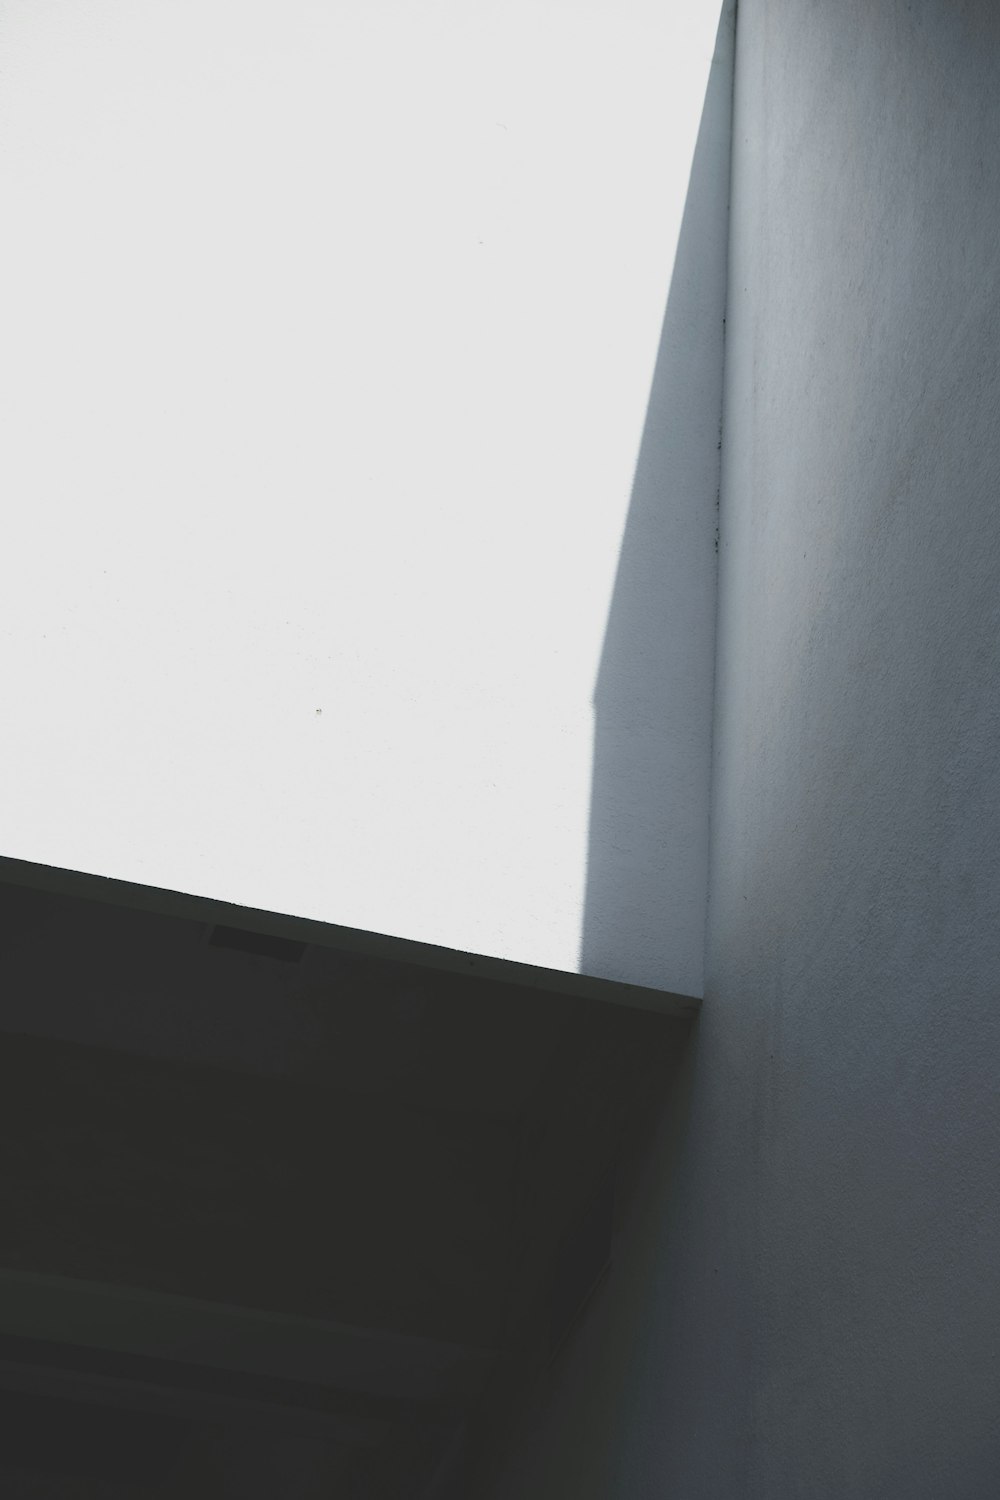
[474, 0, 1000, 1494]
[707, 1, 1000, 1491]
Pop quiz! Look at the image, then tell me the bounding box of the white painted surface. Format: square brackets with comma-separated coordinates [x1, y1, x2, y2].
[477, 0, 1000, 1494]
[0, 0, 722, 989]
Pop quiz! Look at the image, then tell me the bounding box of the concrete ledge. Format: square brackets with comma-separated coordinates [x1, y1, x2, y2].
[0, 855, 701, 1018]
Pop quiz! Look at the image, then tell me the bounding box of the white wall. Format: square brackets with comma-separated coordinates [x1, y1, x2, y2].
[0, 0, 723, 990]
[474, 0, 1000, 1494]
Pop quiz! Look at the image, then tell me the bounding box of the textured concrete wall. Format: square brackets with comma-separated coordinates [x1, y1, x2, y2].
[705, 1, 1000, 1490]
[474, 0, 1000, 1494]
[0, 0, 722, 990]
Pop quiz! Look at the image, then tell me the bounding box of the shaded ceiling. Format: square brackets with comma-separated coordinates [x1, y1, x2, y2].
[0, 862, 692, 1497]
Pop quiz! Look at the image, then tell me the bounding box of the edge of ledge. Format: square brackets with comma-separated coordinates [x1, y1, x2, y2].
[0, 854, 701, 1020]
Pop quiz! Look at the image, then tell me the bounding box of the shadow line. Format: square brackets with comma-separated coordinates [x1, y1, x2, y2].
[579, 1, 736, 998]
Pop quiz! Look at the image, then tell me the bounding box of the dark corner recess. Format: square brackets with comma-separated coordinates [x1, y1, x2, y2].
[207, 925, 307, 963]
[548, 1170, 615, 1361]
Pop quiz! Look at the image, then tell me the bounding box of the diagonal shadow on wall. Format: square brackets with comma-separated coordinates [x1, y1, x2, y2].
[579, 0, 736, 999]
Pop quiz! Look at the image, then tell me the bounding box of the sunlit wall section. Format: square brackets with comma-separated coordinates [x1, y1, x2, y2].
[0, 0, 725, 986]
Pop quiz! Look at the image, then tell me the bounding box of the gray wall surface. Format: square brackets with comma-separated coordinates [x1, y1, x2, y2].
[473, 0, 1000, 1494]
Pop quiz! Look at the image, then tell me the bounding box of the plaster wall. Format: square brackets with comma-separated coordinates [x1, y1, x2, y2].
[0, 0, 723, 991]
[473, 0, 1000, 1494]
